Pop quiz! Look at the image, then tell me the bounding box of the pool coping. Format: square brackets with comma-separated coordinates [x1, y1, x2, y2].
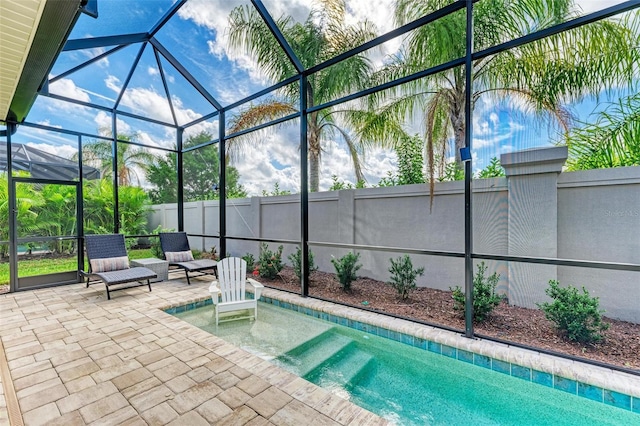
[164, 287, 640, 415]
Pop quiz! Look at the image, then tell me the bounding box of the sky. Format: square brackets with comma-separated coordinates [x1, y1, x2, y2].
[8, 0, 632, 195]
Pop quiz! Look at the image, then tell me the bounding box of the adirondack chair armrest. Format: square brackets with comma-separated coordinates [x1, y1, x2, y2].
[209, 281, 221, 305]
[208, 278, 264, 305]
[247, 278, 264, 301]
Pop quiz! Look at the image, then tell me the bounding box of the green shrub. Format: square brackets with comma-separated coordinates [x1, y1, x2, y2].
[258, 243, 284, 279]
[538, 280, 609, 344]
[388, 255, 424, 299]
[288, 247, 318, 280]
[451, 261, 503, 322]
[242, 253, 256, 269]
[331, 252, 362, 291]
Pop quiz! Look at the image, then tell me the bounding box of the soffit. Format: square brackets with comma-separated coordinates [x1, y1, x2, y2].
[0, 0, 46, 123]
[1, 0, 83, 124]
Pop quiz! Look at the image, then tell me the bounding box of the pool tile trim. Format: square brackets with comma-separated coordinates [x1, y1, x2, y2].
[167, 288, 640, 415]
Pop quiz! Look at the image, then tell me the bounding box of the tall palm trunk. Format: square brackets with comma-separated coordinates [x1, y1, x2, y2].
[306, 82, 322, 192]
[449, 85, 466, 165]
[308, 113, 321, 192]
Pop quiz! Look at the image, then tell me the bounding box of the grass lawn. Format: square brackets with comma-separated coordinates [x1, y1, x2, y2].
[0, 249, 154, 287]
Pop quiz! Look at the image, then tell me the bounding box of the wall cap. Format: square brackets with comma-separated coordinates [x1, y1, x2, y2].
[501, 146, 568, 176]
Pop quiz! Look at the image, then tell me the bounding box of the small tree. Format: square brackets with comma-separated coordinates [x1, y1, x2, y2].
[396, 134, 425, 185]
[329, 175, 366, 191]
[388, 255, 424, 299]
[288, 247, 319, 280]
[261, 182, 291, 196]
[331, 252, 362, 292]
[476, 157, 505, 178]
[538, 280, 609, 344]
[451, 262, 503, 322]
[258, 243, 284, 279]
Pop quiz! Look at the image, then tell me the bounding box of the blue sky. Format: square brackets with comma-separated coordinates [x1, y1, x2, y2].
[12, 0, 629, 194]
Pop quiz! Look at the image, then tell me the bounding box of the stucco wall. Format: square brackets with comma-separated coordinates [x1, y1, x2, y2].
[148, 149, 639, 322]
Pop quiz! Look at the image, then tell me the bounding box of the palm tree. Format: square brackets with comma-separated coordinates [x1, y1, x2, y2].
[80, 133, 155, 186]
[366, 0, 639, 182]
[227, 0, 378, 192]
[566, 92, 640, 170]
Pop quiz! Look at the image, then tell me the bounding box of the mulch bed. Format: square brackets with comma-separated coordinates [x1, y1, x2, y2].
[257, 267, 640, 372]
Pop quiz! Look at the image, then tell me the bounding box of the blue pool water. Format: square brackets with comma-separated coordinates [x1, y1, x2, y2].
[173, 302, 640, 425]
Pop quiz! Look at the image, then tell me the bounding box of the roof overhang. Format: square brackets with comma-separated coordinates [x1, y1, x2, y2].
[1, 0, 86, 124]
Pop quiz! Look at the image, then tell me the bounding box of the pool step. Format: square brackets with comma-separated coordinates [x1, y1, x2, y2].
[305, 345, 376, 390]
[276, 330, 354, 377]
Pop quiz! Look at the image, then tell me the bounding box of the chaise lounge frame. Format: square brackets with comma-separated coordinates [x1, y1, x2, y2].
[83, 234, 156, 300]
[159, 232, 218, 285]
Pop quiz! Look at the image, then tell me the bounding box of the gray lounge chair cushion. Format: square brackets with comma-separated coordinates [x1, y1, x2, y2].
[173, 258, 217, 272]
[94, 267, 157, 285]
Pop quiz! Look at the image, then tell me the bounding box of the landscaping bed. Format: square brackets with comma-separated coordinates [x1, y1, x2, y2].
[259, 267, 640, 371]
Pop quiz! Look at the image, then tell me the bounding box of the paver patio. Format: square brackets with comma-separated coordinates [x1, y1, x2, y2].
[0, 273, 387, 426]
[2, 270, 640, 425]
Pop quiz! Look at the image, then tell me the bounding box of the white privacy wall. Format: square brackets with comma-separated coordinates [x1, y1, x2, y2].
[149, 147, 640, 322]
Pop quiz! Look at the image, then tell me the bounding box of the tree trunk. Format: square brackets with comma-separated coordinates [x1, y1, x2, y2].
[449, 89, 466, 166]
[453, 116, 465, 165]
[308, 123, 321, 192]
[309, 152, 320, 192]
[306, 83, 321, 192]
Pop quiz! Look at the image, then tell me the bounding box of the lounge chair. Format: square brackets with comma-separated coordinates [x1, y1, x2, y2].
[83, 234, 156, 300]
[159, 232, 217, 284]
[208, 257, 263, 325]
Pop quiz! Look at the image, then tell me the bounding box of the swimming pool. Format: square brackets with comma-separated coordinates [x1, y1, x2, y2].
[172, 300, 640, 425]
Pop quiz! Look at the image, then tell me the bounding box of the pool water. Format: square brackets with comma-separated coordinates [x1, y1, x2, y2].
[174, 302, 639, 425]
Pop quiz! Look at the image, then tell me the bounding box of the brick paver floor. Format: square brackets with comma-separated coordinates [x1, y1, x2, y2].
[0, 274, 388, 425]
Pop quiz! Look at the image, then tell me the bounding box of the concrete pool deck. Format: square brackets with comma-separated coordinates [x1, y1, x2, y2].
[1, 274, 639, 425]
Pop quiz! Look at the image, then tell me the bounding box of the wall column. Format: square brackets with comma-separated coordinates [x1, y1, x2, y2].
[338, 190, 355, 245]
[501, 146, 567, 308]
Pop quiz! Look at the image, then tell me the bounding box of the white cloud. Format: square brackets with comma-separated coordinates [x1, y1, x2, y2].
[94, 111, 131, 134]
[25, 142, 77, 160]
[231, 126, 301, 194]
[105, 75, 121, 93]
[93, 111, 179, 151]
[87, 47, 109, 68]
[234, 142, 301, 195]
[14, 124, 78, 150]
[36, 120, 62, 129]
[230, 127, 398, 195]
[489, 112, 499, 127]
[121, 87, 174, 123]
[148, 66, 159, 76]
[48, 78, 91, 103]
[184, 120, 218, 140]
[180, 0, 399, 96]
[343, 0, 400, 65]
[499, 144, 515, 154]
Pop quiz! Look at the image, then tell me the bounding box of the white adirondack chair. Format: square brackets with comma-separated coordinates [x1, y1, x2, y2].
[208, 257, 263, 325]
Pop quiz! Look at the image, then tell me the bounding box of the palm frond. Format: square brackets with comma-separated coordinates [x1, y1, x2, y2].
[226, 100, 298, 163]
[566, 92, 640, 170]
